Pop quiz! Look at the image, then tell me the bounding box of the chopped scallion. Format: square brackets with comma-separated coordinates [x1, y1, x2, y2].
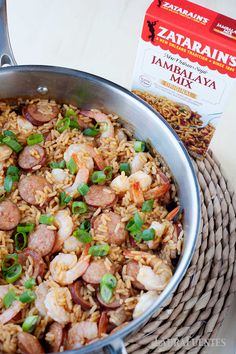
[27, 133, 44, 146]
[72, 201, 88, 215]
[134, 141, 145, 152]
[39, 214, 54, 225]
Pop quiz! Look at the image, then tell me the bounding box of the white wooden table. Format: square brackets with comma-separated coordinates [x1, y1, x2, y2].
[7, 0, 236, 352]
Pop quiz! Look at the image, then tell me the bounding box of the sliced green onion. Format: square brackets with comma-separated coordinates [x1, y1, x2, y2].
[142, 228, 155, 241]
[101, 273, 117, 289]
[19, 290, 36, 303]
[72, 201, 88, 215]
[22, 315, 38, 333]
[126, 213, 144, 236]
[2, 136, 23, 153]
[2, 254, 18, 272]
[65, 108, 77, 118]
[73, 229, 92, 244]
[99, 121, 108, 133]
[39, 214, 54, 225]
[88, 244, 110, 257]
[100, 284, 113, 303]
[14, 232, 28, 251]
[119, 162, 130, 175]
[4, 175, 13, 193]
[80, 220, 91, 232]
[83, 127, 100, 137]
[24, 278, 36, 289]
[69, 119, 80, 129]
[3, 290, 17, 308]
[133, 213, 144, 228]
[66, 158, 77, 175]
[6, 166, 20, 182]
[132, 232, 143, 243]
[103, 166, 113, 180]
[142, 199, 154, 213]
[49, 160, 65, 169]
[3, 130, 16, 139]
[56, 117, 70, 133]
[134, 141, 145, 152]
[17, 223, 35, 233]
[59, 191, 72, 207]
[77, 183, 90, 196]
[27, 133, 44, 146]
[91, 171, 106, 184]
[4, 263, 22, 283]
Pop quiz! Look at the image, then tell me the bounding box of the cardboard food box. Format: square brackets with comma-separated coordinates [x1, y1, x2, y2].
[132, 0, 236, 158]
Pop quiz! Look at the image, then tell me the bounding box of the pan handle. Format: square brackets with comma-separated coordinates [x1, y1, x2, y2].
[0, 0, 17, 66]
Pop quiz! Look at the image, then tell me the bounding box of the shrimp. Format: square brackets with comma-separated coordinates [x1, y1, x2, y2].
[63, 236, 83, 252]
[17, 117, 33, 132]
[0, 144, 12, 162]
[123, 250, 172, 291]
[51, 168, 69, 183]
[35, 281, 50, 317]
[128, 171, 152, 191]
[130, 152, 147, 174]
[66, 321, 98, 350]
[65, 167, 89, 196]
[50, 245, 91, 285]
[0, 301, 23, 324]
[51, 210, 74, 254]
[146, 221, 166, 250]
[64, 144, 94, 171]
[144, 183, 170, 200]
[133, 291, 158, 319]
[130, 181, 144, 206]
[110, 172, 130, 194]
[44, 287, 72, 325]
[80, 110, 114, 139]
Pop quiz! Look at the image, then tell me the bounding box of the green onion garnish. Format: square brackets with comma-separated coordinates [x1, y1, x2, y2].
[4, 263, 22, 284]
[100, 273, 117, 289]
[3, 290, 17, 308]
[3, 130, 16, 139]
[72, 201, 88, 215]
[83, 127, 100, 137]
[24, 278, 36, 289]
[22, 315, 38, 333]
[80, 220, 91, 232]
[2, 136, 23, 153]
[56, 117, 70, 133]
[131, 232, 143, 242]
[65, 108, 77, 118]
[17, 223, 35, 233]
[88, 244, 110, 257]
[119, 162, 130, 175]
[103, 166, 113, 180]
[39, 214, 54, 225]
[73, 229, 92, 244]
[14, 232, 28, 251]
[49, 160, 65, 169]
[1, 254, 18, 272]
[69, 119, 80, 129]
[142, 228, 155, 241]
[142, 199, 154, 213]
[6, 165, 20, 182]
[126, 213, 144, 236]
[4, 175, 13, 193]
[66, 158, 77, 175]
[77, 183, 90, 196]
[19, 290, 36, 303]
[133, 213, 144, 228]
[59, 191, 72, 207]
[134, 141, 145, 152]
[27, 133, 44, 146]
[91, 171, 106, 184]
[100, 285, 113, 303]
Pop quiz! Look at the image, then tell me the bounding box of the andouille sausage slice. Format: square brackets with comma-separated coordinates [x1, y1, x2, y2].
[18, 145, 46, 171]
[46, 322, 64, 353]
[97, 292, 122, 309]
[18, 175, 52, 206]
[82, 259, 115, 285]
[68, 280, 92, 310]
[84, 185, 116, 208]
[93, 212, 127, 245]
[18, 248, 46, 278]
[17, 332, 45, 354]
[0, 200, 20, 231]
[23, 102, 59, 126]
[28, 224, 56, 257]
[126, 260, 145, 290]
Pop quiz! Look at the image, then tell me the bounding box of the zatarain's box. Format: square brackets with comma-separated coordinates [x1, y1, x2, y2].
[132, 0, 236, 157]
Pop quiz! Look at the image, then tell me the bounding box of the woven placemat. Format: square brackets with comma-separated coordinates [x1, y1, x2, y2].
[125, 150, 236, 354]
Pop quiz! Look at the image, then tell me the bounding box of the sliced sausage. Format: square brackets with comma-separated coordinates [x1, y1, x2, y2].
[84, 185, 116, 208]
[68, 280, 92, 310]
[18, 248, 46, 278]
[93, 212, 127, 246]
[18, 175, 52, 206]
[18, 145, 46, 171]
[28, 224, 56, 257]
[17, 332, 45, 354]
[0, 200, 20, 231]
[126, 261, 145, 290]
[97, 292, 122, 309]
[82, 259, 115, 285]
[46, 322, 64, 353]
[23, 102, 59, 126]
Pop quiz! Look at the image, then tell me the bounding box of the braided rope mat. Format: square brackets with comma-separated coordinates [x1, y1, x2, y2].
[125, 150, 236, 354]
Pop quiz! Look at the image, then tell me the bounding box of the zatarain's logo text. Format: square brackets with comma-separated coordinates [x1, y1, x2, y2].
[162, 1, 210, 24]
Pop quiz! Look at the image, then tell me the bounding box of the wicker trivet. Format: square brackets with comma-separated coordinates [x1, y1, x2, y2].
[126, 150, 236, 354]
